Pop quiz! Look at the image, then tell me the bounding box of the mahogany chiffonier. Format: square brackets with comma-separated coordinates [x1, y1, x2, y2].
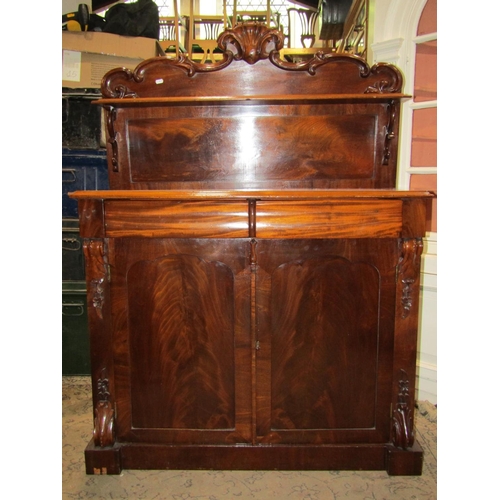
[70, 23, 434, 476]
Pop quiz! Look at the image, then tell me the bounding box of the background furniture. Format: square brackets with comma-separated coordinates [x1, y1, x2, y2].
[280, 6, 323, 61]
[62, 89, 109, 375]
[158, 0, 185, 57]
[186, 0, 227, 63]
[227, 0, 272, 27]
[71, 23, 433, 476]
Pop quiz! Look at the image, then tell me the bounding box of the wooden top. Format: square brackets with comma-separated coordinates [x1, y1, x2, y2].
[96, 94, 410, 106]
[70, 189, 435, 201]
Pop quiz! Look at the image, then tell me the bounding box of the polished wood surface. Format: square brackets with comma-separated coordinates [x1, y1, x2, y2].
[72, 23, 432, 476]
[71, 189, 432, 200]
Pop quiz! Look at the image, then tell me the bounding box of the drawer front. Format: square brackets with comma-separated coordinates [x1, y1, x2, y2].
[101, 198, 403, 239]
[104, 200, 250, 238]
[256, 200, 403, 238]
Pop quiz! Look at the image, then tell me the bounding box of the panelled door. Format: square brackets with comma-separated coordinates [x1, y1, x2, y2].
[110, 237, 253, 445]
[255, 239, 397, 444]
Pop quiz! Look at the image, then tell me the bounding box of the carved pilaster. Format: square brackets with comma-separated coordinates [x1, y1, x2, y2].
[392, 369, 415, 450]
[93, 369, 115, 447]
[83, 239, 109, 320]
[397, 238, 423, 319]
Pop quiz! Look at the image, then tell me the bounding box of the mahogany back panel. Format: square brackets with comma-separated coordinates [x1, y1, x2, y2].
[112, 101, 395, 190]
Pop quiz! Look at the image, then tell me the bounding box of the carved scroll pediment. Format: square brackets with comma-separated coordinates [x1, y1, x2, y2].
[101, 22, 404, 98]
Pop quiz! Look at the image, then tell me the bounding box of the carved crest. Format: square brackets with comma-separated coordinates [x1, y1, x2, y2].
[219, 22, 284, 64]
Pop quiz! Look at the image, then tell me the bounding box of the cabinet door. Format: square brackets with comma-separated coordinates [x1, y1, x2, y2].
[255, 239, 397, 444]
[110, 238, 253, 445]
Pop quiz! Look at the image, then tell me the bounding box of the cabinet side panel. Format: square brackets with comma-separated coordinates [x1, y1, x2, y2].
[127, 254, 236, 430]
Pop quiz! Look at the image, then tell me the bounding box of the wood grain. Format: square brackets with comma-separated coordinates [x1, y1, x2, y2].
[256, 200, 402, 238]
[127, 253, 235, 430]
[104, 200, 249, 238]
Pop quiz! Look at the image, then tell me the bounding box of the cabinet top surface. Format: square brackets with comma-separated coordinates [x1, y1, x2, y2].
[69, 189, 435, 201]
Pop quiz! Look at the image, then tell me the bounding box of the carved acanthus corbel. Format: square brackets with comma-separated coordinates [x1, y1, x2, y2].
[397, 238, 423, 319]
[83, 240, 109, 320]
[93, 369, 115, 447]
[392, 369, 415, 449]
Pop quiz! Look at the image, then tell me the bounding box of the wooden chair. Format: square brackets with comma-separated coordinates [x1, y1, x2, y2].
[287, 8, 320, 49]
[158, 0, 185, 57]
[280, 7, 331, 62]
[186, 0, 228, 63]
[227, 0, 272, 27]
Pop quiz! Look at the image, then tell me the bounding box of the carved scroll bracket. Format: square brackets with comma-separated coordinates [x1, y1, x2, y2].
[93, 369, 115, 447]
[392, 369, 415, 449]
[270, 50, 370, 76]
[397, 238, 423, 319]
[382, 100, 396, 165]
[364, 63, 404, 94]
[104, 106, 119, 172]
[83, 240, 109, 320]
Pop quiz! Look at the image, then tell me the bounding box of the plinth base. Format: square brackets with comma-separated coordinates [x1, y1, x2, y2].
[85, 439, 424, 476]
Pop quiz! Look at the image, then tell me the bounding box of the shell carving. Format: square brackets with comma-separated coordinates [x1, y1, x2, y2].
[218, 22, 284, 64]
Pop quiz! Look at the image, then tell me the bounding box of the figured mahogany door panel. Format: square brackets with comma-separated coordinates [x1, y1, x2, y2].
[110, 238, 252, 444]
[255, 239, 396, 444]
[110, 102, 392, 190]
